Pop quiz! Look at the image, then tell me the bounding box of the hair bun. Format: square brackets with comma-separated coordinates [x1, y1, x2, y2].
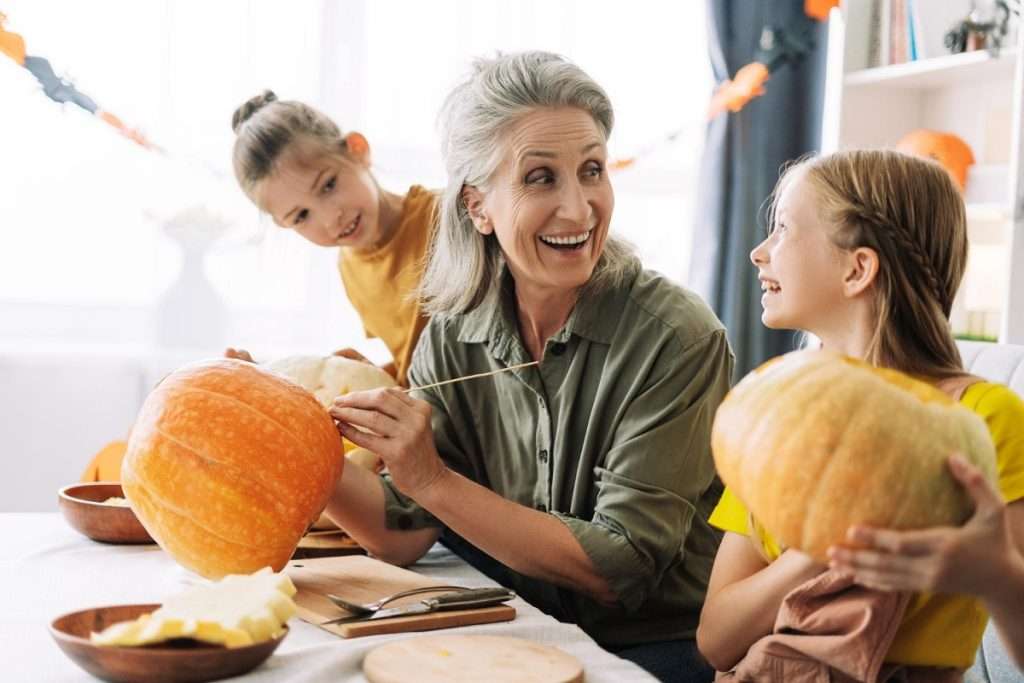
[231, 90, 278, 133]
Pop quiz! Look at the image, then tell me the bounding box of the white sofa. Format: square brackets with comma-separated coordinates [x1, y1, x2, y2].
[958, 341, 1024, 395]
[958, 341, 1024, 683]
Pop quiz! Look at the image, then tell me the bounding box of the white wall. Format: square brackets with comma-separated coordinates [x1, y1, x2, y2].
[0, 0, 710, 510]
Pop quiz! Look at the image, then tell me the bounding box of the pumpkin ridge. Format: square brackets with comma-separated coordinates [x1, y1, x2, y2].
[145, 420, 311, 511]
[138, 495, 292, 576]
[883, 402, 935, 529]
[736, 362, 811, 502]
[756, 361, 842, 539]
[129, 475, 294, 556]
[798, 392, 860, 553]
[147, 424, 295, 533]
[172, 384, 334, 463]
[162, 384, 342, 500]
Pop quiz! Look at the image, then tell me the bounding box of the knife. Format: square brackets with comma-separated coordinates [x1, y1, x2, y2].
[320, 587, 516, 625]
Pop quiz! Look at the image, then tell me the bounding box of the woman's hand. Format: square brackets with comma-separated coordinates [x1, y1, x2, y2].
[827, 455, 1014, 596]
[224, 347, 255, 363]
[329, 388, 447, 498]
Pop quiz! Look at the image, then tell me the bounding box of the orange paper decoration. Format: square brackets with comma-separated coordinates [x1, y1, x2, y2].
[805, 0, 841, 22]
[707, 62, 770, 120]
[0, 12, 26, 65]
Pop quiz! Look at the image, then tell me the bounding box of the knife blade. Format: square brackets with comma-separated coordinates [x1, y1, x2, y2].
[320, 586, 515, 625]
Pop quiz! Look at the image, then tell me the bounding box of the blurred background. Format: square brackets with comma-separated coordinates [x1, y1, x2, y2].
[3, 0, 1022, 512]
[0, 1, 712, 509]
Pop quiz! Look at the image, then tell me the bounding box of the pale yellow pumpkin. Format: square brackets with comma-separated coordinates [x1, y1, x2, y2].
[711, 350, 997, 561]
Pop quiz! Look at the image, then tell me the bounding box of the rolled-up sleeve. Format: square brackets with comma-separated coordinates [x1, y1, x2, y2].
[379, 321, 472, 531]
[554, 328, 733, 612]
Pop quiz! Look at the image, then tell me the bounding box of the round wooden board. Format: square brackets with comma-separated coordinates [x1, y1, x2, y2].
[363, 634, 584, 683]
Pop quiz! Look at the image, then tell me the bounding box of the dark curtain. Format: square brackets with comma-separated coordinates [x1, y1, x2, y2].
[690, 1, 829, 379]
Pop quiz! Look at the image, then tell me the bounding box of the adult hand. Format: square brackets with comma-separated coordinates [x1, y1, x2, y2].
[329, 387, 447, 498]
[827, 455, 1012, 595]
[224, 347, 255, 363]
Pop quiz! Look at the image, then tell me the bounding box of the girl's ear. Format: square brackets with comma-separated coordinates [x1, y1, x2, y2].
[843, 246, 879, 298]
[344, 132, 371, 166]
[461, 185, 493, 235]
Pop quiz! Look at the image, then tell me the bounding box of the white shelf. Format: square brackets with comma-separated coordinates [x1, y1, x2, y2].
[830, 2, 1024, 343]
[845, 49, 1018, 89]
[967, 204, 1012, 246]
[966, 202, 1011, 223]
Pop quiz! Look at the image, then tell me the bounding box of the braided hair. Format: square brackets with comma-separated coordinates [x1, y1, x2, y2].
[775, 149, 968, 379]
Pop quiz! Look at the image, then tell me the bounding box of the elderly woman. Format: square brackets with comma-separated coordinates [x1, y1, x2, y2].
[325, 52, 732, 683]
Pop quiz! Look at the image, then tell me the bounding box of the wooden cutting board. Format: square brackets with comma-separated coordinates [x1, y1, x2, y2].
[292, 530, 366, 559]
[285, 556, 516, 638]
[363, 635, 584, 683]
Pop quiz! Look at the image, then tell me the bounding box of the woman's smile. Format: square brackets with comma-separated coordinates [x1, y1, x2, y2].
[537, 228, 594, 252]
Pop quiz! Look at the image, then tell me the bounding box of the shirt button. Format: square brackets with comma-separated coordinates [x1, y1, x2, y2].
[538, 449, 549, 463]
[550, 342, 566, 356]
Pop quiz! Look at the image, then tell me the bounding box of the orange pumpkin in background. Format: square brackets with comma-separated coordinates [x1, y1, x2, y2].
[122, 359, 345, 578]
[895, 129, 975, 191]
[711, 350, 997, 561]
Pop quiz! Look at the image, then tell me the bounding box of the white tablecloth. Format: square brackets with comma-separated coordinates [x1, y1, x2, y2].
[0, 514, 656, 682]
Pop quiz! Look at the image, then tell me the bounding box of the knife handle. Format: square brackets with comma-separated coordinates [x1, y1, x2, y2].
[426, 587, 516, 610]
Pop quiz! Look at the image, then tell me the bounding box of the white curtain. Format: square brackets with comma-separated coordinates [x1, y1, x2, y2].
[0, 0, 709, 360]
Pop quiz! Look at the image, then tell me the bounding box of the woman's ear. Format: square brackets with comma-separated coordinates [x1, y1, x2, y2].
[842, 246, 879, 298]
[344, 132, 371, 166]
[461, 185, 493, 235]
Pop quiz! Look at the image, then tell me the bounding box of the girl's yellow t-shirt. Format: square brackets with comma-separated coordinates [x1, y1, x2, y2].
[337, 185, 437, 386]
[709, 381, 1024, 669]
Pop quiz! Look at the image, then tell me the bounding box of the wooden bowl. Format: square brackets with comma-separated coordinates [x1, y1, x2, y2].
[49, 603, 287, 683]
[58, 483, 154, 544]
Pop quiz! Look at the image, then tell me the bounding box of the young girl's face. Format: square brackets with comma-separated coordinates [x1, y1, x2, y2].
[750, 170, 849, 333]
[258, 148, 381, 250]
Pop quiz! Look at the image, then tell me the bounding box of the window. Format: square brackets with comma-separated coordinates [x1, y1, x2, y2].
[0, 0, 709, 358]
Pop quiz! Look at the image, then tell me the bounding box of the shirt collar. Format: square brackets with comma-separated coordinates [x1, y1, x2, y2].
[455, 263, 637, 347]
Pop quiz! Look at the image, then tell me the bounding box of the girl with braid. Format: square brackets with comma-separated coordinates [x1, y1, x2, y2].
[697, 150, 1024, 677]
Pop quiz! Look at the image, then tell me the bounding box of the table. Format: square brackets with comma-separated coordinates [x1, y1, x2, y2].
[0, 514, 656, 682]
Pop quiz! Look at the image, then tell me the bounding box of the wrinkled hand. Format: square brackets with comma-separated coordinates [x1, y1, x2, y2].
[332, 347, 372, 364]
[224, 347, 255, 363]
[827, 455, 1011, 595]
[329, 387, 447, 498]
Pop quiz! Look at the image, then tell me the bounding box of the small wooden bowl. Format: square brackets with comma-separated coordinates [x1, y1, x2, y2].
[58, 483, 154, 544]
[50, 603, 287, 683]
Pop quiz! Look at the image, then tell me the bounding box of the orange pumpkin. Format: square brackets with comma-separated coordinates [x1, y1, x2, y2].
[711, 350, 997, 561]
[895, 129, 975, 191]
[122, 359, 344, 578]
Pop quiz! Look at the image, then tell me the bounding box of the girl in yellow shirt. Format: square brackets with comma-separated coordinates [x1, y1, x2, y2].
[227, 90, 437, 386]
[82, 92, 435, 481]
[696, 149, 1024, 676]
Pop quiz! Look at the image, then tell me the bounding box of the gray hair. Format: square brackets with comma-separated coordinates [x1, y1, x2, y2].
[420, 51, 637, 315]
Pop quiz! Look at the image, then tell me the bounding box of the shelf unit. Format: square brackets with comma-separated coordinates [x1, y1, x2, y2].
[823, 1, 1024, 343]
